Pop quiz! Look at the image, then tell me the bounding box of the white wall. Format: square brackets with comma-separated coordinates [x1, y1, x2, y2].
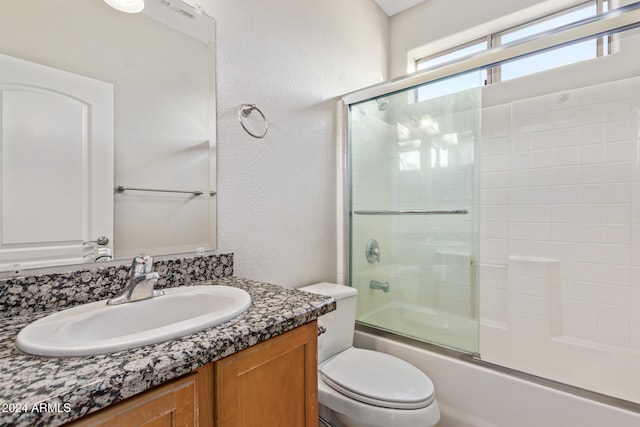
[195, 0, 389, 287]
[2, 0, 387, 281]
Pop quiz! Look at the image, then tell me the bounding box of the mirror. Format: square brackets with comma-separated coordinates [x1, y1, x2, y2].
[0, 0, 216, 272]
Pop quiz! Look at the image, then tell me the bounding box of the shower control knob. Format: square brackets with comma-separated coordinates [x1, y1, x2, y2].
[365, 239, 380, 263]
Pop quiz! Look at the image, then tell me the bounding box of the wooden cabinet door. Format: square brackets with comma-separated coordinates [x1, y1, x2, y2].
[68, 364, 214, 427]
[215, 321, 318, 427]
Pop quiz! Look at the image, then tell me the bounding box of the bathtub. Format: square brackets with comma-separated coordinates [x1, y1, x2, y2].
[359, 301, 478, 352]
[481, 323, 640, 405]
[354, 328, 640, 427]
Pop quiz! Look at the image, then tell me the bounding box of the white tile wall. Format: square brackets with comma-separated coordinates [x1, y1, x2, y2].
[480, 74, 640, 352]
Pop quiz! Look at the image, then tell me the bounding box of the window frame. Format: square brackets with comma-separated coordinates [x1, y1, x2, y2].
[414, 0, 611, 85]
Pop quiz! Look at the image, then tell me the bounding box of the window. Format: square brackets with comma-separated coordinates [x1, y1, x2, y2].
[415, 0, 610, 87]
[418, 39, 487, 70]
[416, 40, 487, 99]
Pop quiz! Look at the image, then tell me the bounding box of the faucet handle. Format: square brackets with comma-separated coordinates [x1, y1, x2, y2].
[365, 239, 381, 264]
[131, 254, 154, 275]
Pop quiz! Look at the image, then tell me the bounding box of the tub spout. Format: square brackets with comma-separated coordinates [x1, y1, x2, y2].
[369, 279, 390, 293]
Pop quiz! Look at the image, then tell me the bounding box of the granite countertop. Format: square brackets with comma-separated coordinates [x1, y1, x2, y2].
[0, 277, 335, 427]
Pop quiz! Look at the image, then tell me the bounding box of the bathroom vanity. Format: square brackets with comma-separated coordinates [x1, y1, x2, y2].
[0, 255, 335, 427]
[67, 322, 318, 427]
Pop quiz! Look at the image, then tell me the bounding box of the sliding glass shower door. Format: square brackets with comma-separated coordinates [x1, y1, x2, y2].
[349, 75, 481, 353]
[346, 5, 640, 404]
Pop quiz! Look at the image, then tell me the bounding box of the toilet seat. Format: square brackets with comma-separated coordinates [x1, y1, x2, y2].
[320, 348, 435, 410]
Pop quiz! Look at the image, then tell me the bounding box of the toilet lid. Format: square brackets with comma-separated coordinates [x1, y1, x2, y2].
[320, 348, 435, 410]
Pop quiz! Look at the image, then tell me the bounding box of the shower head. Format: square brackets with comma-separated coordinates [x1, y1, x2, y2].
[376, 98, 390, 111]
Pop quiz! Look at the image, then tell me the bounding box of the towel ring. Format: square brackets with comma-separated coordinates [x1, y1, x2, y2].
[238, 103, 269, 138]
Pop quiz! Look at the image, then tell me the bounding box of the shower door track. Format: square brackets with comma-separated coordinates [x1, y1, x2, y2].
[354, 209, 468, 215]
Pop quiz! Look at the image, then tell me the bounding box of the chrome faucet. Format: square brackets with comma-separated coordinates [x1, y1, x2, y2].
[107, 255, 164, 305]
[369, 279, 390, 293]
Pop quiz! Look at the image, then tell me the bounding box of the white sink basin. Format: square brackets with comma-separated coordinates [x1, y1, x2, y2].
[16, 285, 251, 357]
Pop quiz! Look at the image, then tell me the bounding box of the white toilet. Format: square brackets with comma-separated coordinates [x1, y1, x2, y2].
[300, 282, 440, 427]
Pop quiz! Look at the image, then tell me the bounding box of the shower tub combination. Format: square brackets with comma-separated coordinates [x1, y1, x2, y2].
[341, 4, 640, 426]
[356, 264, 478, 352]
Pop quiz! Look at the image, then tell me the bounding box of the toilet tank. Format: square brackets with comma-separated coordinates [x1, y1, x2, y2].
[299, 282, 357, 363]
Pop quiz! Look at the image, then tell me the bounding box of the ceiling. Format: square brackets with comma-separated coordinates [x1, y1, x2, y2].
[373, 0, 426, 16]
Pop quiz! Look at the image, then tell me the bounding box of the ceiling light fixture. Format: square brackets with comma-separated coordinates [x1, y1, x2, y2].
[104, 0, 145, 13]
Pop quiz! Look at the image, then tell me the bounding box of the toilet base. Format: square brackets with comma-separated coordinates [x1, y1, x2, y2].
[319, 403, 347, 427]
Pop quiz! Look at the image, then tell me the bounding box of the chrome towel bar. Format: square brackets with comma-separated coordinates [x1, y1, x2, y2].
[115, 186, 216, 197]
[353, 209, 468, 215]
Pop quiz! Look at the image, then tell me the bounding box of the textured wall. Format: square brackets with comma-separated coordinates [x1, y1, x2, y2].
[194, 0, 389, 286]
